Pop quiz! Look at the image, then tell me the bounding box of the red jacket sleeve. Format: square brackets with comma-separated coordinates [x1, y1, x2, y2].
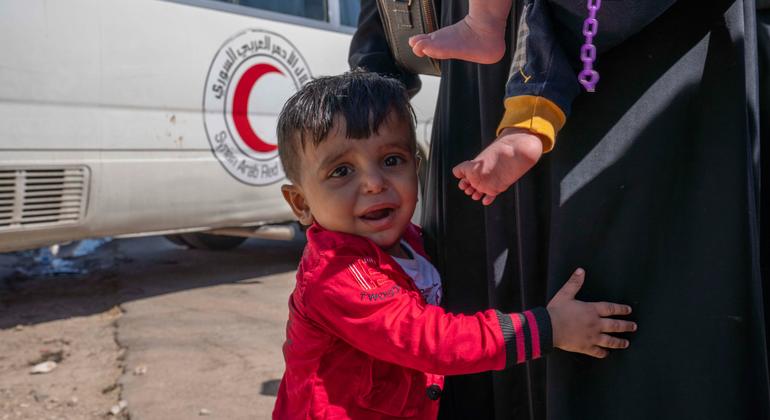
[302, 254, 552, 375]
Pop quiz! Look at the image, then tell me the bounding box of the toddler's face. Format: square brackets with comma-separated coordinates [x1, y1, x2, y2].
[283, 113, 418, 256]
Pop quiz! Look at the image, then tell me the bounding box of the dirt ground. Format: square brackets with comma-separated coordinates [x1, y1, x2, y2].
[0, 235, 303, 419]
[0, 261, 128, 420]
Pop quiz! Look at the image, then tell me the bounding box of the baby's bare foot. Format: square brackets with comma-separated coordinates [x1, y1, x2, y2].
[409, 15, 506, 64]
[452, 129, 543, 205]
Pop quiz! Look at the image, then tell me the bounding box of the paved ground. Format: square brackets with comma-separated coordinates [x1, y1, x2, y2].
[0, 235, 304, 419]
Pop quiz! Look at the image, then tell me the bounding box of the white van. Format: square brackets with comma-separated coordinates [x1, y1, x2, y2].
[0, 0, 438, 252]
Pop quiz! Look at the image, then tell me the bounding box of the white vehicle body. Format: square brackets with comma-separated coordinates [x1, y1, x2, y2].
[0, 0, 438, 252]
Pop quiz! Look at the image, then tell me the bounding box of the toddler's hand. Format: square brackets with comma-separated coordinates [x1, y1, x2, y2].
[452, 128, 543, 205]
[547, 268, 637, 358]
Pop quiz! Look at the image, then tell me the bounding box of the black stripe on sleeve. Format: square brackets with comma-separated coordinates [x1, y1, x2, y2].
[520, 312, 532, 361]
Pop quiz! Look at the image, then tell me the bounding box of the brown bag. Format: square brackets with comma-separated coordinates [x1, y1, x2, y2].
[376, 0, 441, 76]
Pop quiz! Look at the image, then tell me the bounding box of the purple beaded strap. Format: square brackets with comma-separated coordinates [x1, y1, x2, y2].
[578, 0, 601, 92]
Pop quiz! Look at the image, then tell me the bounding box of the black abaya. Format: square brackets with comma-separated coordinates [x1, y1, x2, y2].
[351, 1, 769, 419]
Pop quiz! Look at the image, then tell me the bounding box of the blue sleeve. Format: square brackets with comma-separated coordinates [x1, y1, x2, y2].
[504, 0, 677, 118]
[505, 0, 581, 116]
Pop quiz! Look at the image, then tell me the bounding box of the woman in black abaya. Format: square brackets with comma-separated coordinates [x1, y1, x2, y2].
[350, 1, 769, 419]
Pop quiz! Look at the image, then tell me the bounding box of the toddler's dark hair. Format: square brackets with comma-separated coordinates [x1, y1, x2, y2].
[277, 71, 416, 182]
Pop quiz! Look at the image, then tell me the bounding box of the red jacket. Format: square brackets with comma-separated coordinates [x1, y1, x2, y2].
[273, 224, 552, 419]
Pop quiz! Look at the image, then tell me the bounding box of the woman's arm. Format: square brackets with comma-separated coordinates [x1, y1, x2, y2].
[348, 0, 422, 97]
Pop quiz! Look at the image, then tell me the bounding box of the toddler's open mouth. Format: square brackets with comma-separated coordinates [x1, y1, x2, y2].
[361, 208, 394, 221]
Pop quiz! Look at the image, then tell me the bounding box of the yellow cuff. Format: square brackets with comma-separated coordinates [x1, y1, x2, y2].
[496, 96, 566, 153]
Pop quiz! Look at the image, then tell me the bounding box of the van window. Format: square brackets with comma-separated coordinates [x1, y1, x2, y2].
[339, 0, 360, 27]
[212, 0, 328, 22]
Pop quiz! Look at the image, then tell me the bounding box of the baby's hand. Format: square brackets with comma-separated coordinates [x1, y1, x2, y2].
[452, 128, 543, 206]
[547, 268, 637, 358]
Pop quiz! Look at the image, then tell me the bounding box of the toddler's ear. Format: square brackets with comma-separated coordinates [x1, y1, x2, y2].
[281, 184, 314, 226]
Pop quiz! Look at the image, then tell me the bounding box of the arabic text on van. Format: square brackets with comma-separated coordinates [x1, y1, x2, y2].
[210, 35, 309, 100]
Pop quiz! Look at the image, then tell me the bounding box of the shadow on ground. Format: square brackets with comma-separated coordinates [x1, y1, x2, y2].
[0, 235, 306, 329]
[260, 379, 281, 397]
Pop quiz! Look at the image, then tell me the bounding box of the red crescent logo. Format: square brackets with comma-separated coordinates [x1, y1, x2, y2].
[232, 63, 282, 153]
